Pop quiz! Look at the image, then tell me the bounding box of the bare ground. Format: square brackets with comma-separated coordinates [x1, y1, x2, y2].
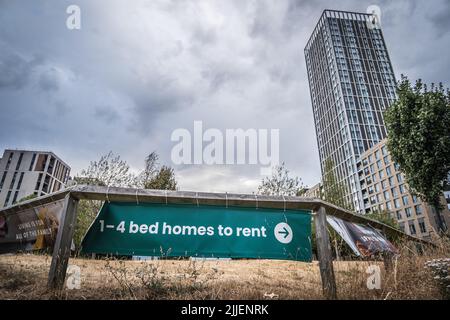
[1, 251, 445, 300]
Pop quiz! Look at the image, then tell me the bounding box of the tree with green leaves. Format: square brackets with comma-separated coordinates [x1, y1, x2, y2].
[136, 152, 178, 191]
[384, 76, 450, 233]
[73, 151, 136, 252]
[73, 151, 178, 251]
[322, 158, 354, 211]
[78, 151, 136, 188]
[72, 199, 101, 252]
[135, 151, 159, 188]
[257, 162, 304, 196]
[144, 166, 178, 190]
[316, 158, 355, 259]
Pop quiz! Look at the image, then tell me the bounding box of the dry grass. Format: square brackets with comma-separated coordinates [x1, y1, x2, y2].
[0, 239, 449, 300]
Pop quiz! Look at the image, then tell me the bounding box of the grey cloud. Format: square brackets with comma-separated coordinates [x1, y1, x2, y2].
[0, 42, 65, 94]
[282, 0, 317, 35]
[38, 67, 61, 92]
[1, 0, 449, 192]
[128, 81, 195, 135]
[94, 106, 120, 123]
[191, 25, 218, 46]
[428, 1, 450, 37]
[0, 45, 39, 90]
[268, 64, 295, 86]
[201, 70, 230, 91]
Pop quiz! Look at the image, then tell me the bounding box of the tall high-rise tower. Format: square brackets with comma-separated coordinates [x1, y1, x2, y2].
[305, 9, 397, 212]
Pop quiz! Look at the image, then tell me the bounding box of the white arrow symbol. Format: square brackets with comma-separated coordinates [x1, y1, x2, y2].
[274, 222, 293, 244]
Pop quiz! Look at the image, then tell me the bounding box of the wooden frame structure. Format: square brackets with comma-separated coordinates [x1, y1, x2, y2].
[0, 184, 430, 299]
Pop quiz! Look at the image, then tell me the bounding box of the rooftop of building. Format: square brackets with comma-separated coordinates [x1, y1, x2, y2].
[305, 8, 378, 53]
[1, 149, 71, 169]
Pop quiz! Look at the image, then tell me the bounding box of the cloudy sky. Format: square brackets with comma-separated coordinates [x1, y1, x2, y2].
[0, 0, 449, 193]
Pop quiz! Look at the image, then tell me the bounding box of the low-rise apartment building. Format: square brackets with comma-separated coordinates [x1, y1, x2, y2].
[303, 183, 323, 198]
[357, 139, 450, 240]
[0, 149, 71, 207]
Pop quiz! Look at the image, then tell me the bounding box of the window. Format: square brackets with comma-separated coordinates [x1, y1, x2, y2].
[386, 166, 392, 176]
[35, 173, 43, 190]
[392, 187, 398, 197]
[386, 201, 392, 210]
[389, 177, 395, 187]
[399, 184, 406, 194]
[47, 157, 56, 175]
[412, 195, 418, 204]
[29, 153, 37, 171]
[34, 154, 48, 172]
[379, 170, 385, 179]
[375, 150, 380, 160]
[396, 210, 402, 220]
[62, 167, 69, 183]
[418, 218, 427, 233]
[405, 207, 412, 218]
[383, 155, 390, 165]
[402, 196, 409, 206]
[12, 191, 19, 204]
[399, 222, 405, 233]
[415, 205, 423, 215]
[15, 153, 24, 170]
[42, 175, 51, 194]
[0, 172, 7, 190]
[394, 198, 401, 209]
[397, 173, 403, 183]
[384, 191, 390, 200]
[9, 172, 17, 190]
[17, 172, 24, 189]
[381, 145, 388, 156]
[4, 191, 12, 207]
[409, 222, 416, 235]
[377, 160, 383, 169]
[370, 196, 376, 204]
[5, 153, 13, 171]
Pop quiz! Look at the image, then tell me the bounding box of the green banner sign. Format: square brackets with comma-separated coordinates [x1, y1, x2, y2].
[81, 202, 312, 262]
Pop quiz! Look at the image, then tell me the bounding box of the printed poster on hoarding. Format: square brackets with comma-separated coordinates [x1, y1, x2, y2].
[0, 200, 65, 254]
[326, 215, 398, 257]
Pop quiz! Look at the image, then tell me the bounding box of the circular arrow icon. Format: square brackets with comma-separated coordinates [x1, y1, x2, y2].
[274, 222, 293, 244]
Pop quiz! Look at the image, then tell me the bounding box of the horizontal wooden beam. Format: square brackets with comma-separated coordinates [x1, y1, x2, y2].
[0, 188, 71, 216]
[0, 184, 431, 245]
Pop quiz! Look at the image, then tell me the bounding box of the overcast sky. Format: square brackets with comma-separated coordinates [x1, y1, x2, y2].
[0, 0, 449, 193]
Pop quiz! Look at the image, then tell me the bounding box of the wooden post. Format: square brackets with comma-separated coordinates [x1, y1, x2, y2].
[334, 239, 340, 261]
[383, 252, 394, 273]
[314, 206, 337, 299]
[48, 193, 79, 290]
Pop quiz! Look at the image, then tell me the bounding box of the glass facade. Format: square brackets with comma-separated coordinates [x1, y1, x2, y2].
[305, 10, 397, 211]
